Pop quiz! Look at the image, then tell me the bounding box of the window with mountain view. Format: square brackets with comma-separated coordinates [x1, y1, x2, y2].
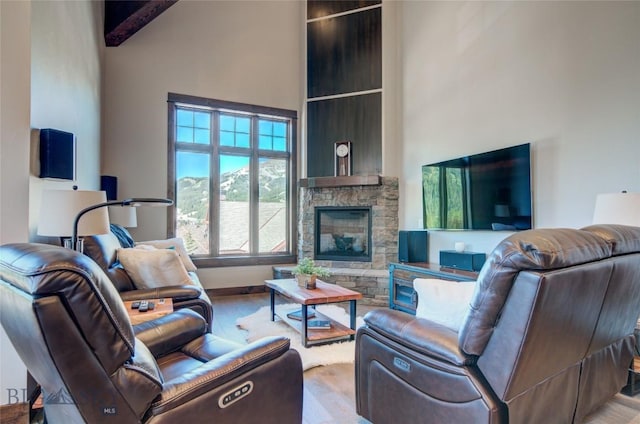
[168, 93, 297, 266]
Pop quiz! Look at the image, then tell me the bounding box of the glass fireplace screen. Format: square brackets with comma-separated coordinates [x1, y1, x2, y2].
[315, 207, 371, 262]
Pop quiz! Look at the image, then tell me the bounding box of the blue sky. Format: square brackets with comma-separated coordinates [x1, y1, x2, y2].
[177, 152, 250, 179]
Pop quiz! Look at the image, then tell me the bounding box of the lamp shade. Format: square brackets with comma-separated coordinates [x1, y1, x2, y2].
[108, 206, 137, 228]
[37, 190, 110, 237]
[592, 192, 640, 226]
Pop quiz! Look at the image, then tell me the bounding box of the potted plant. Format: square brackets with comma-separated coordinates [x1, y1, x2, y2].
[291, 257, 330, 289]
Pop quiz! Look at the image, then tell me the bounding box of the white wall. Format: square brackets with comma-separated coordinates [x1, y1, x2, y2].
[1, 0, 104, 405]
[29, 0, 105, 240]
[102, 0, 640, 284]
[398, 1, 640, 258]
[0, 0, 31, 407]
[103, 0, 303, 288]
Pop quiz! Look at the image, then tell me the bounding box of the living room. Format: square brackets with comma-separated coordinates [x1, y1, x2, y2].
[1, 0, 639, 422]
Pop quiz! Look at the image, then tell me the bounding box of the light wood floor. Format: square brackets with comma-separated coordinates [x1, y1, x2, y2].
[210, 293, 640, 424]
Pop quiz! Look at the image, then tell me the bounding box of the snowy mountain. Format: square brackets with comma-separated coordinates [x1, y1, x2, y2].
[177, 159, 287, 220]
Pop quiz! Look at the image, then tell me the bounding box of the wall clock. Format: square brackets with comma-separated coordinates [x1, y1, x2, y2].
[335, 141, 352, 176]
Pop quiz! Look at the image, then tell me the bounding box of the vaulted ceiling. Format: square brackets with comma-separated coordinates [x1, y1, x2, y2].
[104, 0, 178, 47]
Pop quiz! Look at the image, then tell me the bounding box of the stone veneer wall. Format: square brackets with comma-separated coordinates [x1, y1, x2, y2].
[293, 177, 399, 305]
[298, 176, 399, 270]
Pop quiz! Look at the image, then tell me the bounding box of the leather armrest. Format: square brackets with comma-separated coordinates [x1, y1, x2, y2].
[363, 309, 476, 366]
[134, 309, 207, 357]
[151, 336, 292, 415]
[119, 285, 202, 302]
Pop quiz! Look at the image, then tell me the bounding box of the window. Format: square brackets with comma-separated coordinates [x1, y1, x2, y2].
[168, 93, 297, 266]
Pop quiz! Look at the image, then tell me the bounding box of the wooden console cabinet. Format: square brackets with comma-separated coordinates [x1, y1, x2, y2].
[389, 262, 479, 314]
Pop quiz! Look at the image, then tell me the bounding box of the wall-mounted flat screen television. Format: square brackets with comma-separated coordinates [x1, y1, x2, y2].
[422, 143, 532, 231]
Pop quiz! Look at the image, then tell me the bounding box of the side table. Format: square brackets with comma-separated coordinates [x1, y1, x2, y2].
[622, 325, 640, 396]
[124, 298, 173, 325]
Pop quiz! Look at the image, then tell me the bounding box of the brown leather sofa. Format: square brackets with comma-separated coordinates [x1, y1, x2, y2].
[0, 243, 303, 424]
[356, 224, 640, 423]
[82, 230, 213, 330]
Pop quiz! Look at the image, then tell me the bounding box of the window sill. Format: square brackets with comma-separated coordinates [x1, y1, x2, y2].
[193, 255, 296, 268]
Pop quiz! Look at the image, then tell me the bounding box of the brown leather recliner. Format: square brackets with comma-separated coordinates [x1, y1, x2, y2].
[82, 229, 214, 330]
[356, 224, 640, 423]
[0, 243, 303, 424]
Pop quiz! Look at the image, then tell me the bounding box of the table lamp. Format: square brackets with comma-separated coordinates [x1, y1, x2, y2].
[592, 191, 640, 226]
[108, 206, 138, 228]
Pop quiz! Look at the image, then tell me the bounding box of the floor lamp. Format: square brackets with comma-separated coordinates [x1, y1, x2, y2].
[71, 198, 173, 251]
[37, 189, 111, 251]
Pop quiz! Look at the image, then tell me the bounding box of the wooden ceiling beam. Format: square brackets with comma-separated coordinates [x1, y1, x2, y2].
[104, 0, 179, 47]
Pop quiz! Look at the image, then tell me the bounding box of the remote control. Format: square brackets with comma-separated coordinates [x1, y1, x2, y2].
[147, 302, 155, 311]
[131, 301, 141, 309]
[139, 300, 149, 312]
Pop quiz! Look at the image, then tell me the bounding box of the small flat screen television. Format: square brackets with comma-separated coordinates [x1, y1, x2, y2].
[422, 143, 532, 231]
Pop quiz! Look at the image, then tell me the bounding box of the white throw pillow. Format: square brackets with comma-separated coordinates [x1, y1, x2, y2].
[136, 237, 197, 272]
[413, 278, 476, 332]
[117, 247, 194, 289]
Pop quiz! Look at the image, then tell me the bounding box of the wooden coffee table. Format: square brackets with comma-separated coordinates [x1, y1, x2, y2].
[265, 279, 363, 347]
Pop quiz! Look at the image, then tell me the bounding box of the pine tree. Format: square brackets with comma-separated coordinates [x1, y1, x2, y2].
[183, 231, 198, 254]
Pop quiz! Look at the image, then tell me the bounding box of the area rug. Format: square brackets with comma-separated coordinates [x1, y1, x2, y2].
[236, 303, 365, 371]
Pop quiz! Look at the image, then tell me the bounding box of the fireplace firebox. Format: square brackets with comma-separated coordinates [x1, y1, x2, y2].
[315, 207, 371, 262]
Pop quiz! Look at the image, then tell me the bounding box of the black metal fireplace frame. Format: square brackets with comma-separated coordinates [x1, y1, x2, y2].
[314, 206, 372, 262]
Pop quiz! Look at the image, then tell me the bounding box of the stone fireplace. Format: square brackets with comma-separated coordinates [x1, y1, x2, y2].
[298, 176, 399, 270]
[273, 176, 398, 305]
